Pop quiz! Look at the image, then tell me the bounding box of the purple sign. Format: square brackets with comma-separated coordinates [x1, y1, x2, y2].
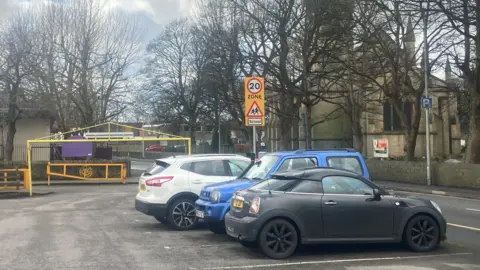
[62, 135, 93, 158]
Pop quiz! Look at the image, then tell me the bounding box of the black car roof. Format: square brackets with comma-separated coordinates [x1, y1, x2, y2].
[271, 167, 361, 181]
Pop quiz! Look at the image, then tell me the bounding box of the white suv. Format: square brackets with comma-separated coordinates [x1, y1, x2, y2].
[135, 154, 252, 230]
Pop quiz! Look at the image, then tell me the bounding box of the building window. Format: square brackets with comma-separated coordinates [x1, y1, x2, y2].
[383, 101, 412, 131]
[205, 126, 214, 132]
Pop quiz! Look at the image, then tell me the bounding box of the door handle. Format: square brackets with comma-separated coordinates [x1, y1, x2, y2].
[324, 200, 337, 205]
[192, 180, 202, 184]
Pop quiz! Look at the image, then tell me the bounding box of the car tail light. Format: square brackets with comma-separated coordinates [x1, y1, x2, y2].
[249, 197, 261, 214]
[145, 176, 174, 187]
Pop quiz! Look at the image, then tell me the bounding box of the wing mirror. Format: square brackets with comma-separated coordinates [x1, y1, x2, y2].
[373, 188, 382, 200]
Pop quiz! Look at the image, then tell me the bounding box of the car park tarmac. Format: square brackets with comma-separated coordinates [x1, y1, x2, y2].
[0, 185, 479, 270]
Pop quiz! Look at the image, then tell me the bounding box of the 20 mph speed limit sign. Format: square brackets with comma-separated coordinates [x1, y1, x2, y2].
[247, 78, 263, 94]
[244, 77, 265, 126]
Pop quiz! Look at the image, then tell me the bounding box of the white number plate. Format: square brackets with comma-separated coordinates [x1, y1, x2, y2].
[196, 210, 204, 218]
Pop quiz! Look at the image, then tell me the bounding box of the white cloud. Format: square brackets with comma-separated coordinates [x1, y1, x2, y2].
[114, 0, 194, 24]
[0, 0, 14, 20]
[1, 0, 194, 25]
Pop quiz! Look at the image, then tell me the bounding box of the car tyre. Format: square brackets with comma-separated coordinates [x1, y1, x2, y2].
[207, 222, 226, 234]
[404, 215, 440, 252]
[166, 198, 199, 231]
[258, 219, 298, 259]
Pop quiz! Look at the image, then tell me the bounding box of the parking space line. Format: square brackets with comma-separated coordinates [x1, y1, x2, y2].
[204, 253, 473, 269]
[448, 223, 480, 231]
[465, 208, 480, 212]
[394, 190, 480, 202]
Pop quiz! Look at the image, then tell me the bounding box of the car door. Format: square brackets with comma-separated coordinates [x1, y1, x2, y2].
[287, 180, 325, 239]
[187, 160, 231, 195]
[321, 175, 395, 239]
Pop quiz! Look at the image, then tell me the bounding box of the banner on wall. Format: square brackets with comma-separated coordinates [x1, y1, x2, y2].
[373, 139, 388, 158]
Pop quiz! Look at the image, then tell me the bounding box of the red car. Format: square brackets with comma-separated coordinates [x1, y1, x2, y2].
[145, 144, 167, 152]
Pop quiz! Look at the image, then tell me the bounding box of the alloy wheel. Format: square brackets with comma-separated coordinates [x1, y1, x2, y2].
[171, 202, 197, 229]
[259, 219, 298, 259]
[409, 218, 438, 250]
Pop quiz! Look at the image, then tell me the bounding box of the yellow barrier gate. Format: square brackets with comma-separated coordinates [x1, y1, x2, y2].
[47, 163, 127, 185]
[26, 122, 192, 196]
[0, 168, 30, 191]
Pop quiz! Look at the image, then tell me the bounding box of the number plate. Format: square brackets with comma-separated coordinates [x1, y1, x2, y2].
[140, 184, 146, 191]
[232, 199, 243, 208]
[196, 210, 204, 218]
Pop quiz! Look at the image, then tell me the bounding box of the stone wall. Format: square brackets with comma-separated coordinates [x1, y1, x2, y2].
[367, 159, 480, 189]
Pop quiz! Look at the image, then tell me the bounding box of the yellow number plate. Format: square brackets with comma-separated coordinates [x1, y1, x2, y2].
[140, 184, 146, 191]
[233, 200, 243, 208]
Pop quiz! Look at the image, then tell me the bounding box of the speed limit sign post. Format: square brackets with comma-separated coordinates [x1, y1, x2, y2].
[244, 77, 265, 127]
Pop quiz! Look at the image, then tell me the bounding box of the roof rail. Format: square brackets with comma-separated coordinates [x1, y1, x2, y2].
[293, 148, 357, 154]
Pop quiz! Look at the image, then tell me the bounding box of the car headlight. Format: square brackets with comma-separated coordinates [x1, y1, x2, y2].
[430, 200, 442, 213]
[210, 191, 221, 203]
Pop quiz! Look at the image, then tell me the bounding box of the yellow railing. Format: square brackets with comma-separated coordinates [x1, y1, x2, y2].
[47, 162, 127, 185]
[0, 168, 30, 191]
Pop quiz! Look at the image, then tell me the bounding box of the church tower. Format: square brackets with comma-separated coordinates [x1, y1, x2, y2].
[405, 16, 416, 64]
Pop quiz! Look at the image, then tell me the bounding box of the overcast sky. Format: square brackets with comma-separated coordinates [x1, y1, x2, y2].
[0, 0, 194, 41]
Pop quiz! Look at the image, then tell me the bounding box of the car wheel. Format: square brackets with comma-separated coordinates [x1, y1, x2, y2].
[258, 219, 298, 259]
[207, 222, 226, 234]
[404, 215, 440, 252]
[166, 198, 198, 231]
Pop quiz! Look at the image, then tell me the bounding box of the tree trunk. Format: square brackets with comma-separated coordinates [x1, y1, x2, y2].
[464, 2, 480, 163]
[351, 120, 363, 153]
[405, 129, 418, 161]
[279, 94, 293, 150]
[292, 117, 300, 150]
[5, 121, 16, 162]
[5, 87, 19, 162]
[188, 117, 197, 153]
[404, 96, 422, 161]
[305, 104, 313, 149]
[464, 92, 480, 163]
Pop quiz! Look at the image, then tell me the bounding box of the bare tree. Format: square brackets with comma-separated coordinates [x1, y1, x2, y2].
[145, 18, 207, 144]
[26, 0, 143, 131]
[435, 0, 480, 163]
[0, 9, 37, 161]
[329, 0, 455, 160]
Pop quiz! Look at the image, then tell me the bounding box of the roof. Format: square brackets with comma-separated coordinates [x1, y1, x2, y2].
[156, 154, 250, 162]
[267, 148, 360, 156]
[271, 167, 360, 181]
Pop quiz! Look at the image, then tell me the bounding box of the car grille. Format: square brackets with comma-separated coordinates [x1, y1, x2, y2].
[200, 190, 210, 201]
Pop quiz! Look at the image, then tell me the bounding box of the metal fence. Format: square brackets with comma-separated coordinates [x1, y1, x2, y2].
[0, 143, 248, 163]
[0, 144, 51, 162]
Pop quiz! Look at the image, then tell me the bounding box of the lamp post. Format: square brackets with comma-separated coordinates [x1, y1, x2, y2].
[421, 0, 432, 186]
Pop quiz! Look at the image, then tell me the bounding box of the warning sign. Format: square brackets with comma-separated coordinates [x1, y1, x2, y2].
[244, 77, 265, 127]
[247, 101, 263, 117]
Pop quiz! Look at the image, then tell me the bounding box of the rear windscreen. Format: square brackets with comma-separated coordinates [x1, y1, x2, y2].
[144, 160, 170, 176]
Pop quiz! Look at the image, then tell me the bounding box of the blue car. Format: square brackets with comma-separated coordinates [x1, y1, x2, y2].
[195, 148, 371, 234]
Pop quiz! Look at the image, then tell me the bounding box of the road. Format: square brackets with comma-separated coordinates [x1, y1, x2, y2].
[394, 191, 480, 251]
[0, 185, 479, 270]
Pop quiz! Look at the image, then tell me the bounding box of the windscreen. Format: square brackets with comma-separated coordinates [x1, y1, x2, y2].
[242, 155, 280, 180]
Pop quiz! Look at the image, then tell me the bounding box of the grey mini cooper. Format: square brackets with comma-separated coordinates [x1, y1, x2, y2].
[225, 167, 446, 259]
